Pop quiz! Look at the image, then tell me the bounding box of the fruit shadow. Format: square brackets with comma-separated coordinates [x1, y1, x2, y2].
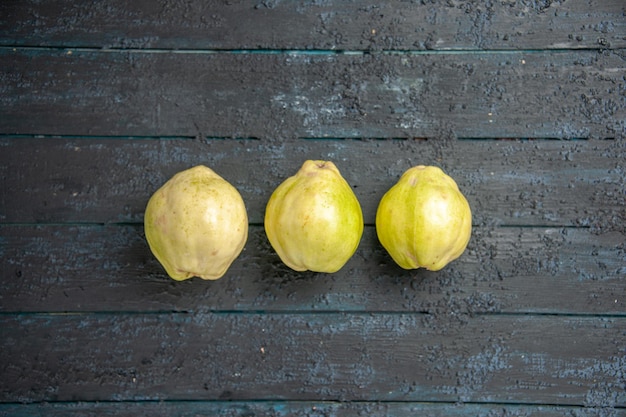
[130, 225, 443, 313]
[249, 226, 435, 312]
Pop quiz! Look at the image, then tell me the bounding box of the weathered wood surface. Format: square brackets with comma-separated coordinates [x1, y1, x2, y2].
[1, 137, 624, 229]
[1, 313, 624, 406]
[1, 225, 624, 314]
[1, 48, 625, 139]
[1, 0, 625, 415]
[1, 0, 625, 51]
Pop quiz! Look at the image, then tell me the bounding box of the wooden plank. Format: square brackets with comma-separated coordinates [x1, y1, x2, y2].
[0, 401, 620, 417]
[0, 313, 624, 406]
[1, 225, 623, 315]
[1, 0, 625, 51]
[1, 138, 623, 229]
[1, 49, 624, 139]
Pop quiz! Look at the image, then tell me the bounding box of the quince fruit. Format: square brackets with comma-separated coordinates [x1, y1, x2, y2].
[376, 165, 471, 271]
[265, 160, 363, 273]
[144, 165, 248, 280]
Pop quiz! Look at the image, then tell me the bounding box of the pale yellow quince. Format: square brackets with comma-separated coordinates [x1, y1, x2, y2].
[144, 165, 248, 280]
[376, 165, 472, 271]
[265, 160, 363, 273]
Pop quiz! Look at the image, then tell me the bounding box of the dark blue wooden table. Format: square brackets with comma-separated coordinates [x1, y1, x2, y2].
[1, 1, 625, 416]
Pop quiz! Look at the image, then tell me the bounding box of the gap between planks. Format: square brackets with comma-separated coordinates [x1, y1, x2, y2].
[0, 398, 623, 408]
[0, 310, 625, 318]
[1, 133, 615, 141]
[0, 45, 616, 55]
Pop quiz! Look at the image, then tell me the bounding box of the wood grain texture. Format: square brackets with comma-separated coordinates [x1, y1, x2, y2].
[2, 1, 625, 415]
[1, 138, 624, 229]
[1, 0, 625, 51]
[2, 401, 623, 417]
[1, 48, 624, 139]
[1, 225, 624, 315]
[1, 313, 624, 406]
